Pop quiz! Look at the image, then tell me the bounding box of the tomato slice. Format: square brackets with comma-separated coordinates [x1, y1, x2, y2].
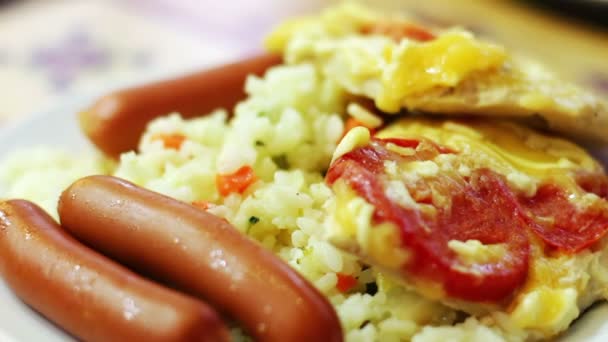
[521, 184, 608, 253]
[428, 169, 530, 301]
[327, 139, 530, 302]
[327, 134, 608, 302]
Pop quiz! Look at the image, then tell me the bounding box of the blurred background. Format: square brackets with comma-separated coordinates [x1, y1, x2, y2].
[0, 0, 606, 123]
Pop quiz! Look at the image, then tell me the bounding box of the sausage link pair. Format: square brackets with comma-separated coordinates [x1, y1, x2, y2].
[58, 175, 343, 342]
[80, 53, 281, 158]
[0, 200, 230, 342]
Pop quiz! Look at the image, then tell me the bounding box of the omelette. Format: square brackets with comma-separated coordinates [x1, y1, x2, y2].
[267, 3, 608, 340]
[266, 3, 608, 144]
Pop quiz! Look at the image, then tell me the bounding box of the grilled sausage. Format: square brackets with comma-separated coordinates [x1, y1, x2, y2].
[0, 199, 230, 342]
[79, 53, 281, 158]
[58, 175, 343, 342]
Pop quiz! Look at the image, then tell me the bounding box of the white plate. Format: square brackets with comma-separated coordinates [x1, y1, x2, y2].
[0, 97, 607, 341]
[0, 96, 93, 342]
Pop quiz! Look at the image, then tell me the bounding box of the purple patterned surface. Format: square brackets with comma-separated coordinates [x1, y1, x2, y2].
[27, 27, 155, 91]
[116, 0, 326, 52]
[30, 29, 112, 90]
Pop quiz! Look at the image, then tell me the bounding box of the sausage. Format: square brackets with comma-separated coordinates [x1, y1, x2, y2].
[79, 53, 282, 158]
[0, 199, 230, 342]
[58, 175, 343, 342]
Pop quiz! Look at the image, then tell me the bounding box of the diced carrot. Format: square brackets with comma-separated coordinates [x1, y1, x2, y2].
[216, 165, 257, 197]
[341, 118, 376, 141]
[151, 133, 186, 150]
[192, 201, 229, 223]
[361, 21, 435, 42]
[344, 117, 364, 133]
[192, 200, 213, 210]
[399, 23, 435, 42]
[336, 273, 358, 293]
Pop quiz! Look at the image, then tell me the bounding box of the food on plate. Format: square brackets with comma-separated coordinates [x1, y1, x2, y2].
[58, 175, 343, 342]
[266, 4, 608, 143]
[0, 3, 608, 342]
[80, 53, 281, 158]
[327, 118, 608, 309]
[0, 200, 230, 342]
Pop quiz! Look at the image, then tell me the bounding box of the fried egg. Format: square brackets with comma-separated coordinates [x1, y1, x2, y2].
[266, 3, 608, 144]
[325, 119, 608, 338]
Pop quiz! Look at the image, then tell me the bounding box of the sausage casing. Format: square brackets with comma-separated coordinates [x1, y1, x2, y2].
[58, 175, 343, 342]
[0, 199, 230, 342]
[79, 53, 281, 158]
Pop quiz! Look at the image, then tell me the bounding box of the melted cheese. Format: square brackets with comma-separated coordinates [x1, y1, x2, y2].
[267, 3, 608, 144]
[332, 126, 371, 164]
[269, 6, 507, 115]
[377, 32, 506, 112]
[377, 118, 600, 197]
[346, 102, 383, 128]
[282, 5, 608, 337]
[328, 181, 409, 270]
[448, 240, 507, 266]
[327, 117, 608, 336]
[405, 160, 440, 178]
[511, 287, 579, 335]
